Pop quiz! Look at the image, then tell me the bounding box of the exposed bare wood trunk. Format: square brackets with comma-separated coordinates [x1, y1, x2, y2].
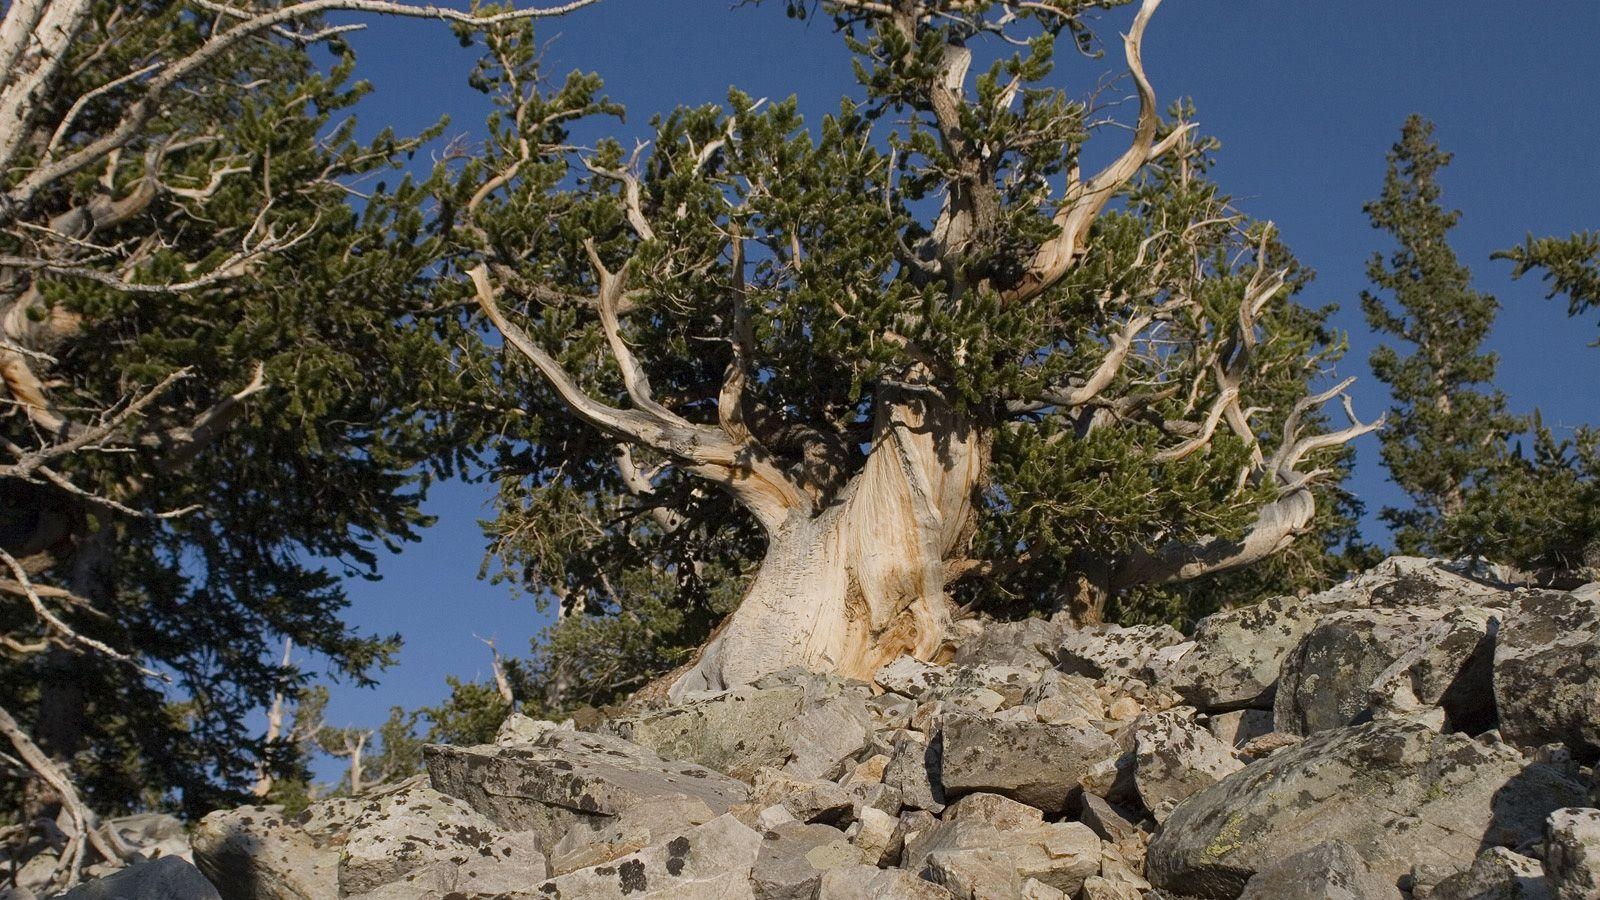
[670, 388, 986, 698]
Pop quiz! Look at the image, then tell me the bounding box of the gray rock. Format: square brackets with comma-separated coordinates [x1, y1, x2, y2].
[1164, 592, 1326, 711]
[951, 617, 1066, 670]
[1132, 709, 1244, 823]
[495, 712, 563, 746]
[55, 857, 221, 900]
[1236, 840, 1401, 900]
[1080, 876, 1145, 900]
[1145, 720, 1587, 899]
[191, 806, 338, 900]
[602, 673, 872, 781]
[1546, 807, 1600, 900]
[876, 657, 947, 698]
[1494, 586, 1600, 760]
[750, 822, 862, 899]
[1274, 606, 1458, 735]
[424, 729, 747, 858]
[1207, 709, 1273, 749]
[531, 814, 761, 899]
[815, 865, 953, 899]
[1023, 672, 1105, 726]
[938, 712, 1117, 813]
[103, 813, 191, 863]
[903, 795, 1101, 897]
[1367, 606, 1499, 734]
[336, 781, 545, 896]
[1056, 623, 1187, 684]
[1166, 558, 1507, 711]
[1078, 793, 1141, 846]
[1431, 847, 1550, 900]
[927, 665, 1042, 710]
[883, 731, 945, 813]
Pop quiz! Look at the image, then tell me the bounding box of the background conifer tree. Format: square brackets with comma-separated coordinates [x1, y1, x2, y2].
[1360, 115, 1520, 556]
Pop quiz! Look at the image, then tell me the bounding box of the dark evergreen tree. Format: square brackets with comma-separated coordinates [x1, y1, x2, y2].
[1360, 116, 1521, 555]
[0, 0, 585, 851]
[1498, 231, 1600, 341]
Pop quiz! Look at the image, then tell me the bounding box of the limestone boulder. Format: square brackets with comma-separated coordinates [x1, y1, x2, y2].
[1366, 605, 1499, 734]
[1146, 720, 1587, 899]
[336, 781, 546, 897]
[1494, 584, 1600, 760]
[55, 857, 221, 900]
[1274, 606, 1461, 735]
[423, 729, 747, 862]
[1430, 847, 1550, 900]
[1056, 623, 1187, 685]
[950, 617, 1066, 670]
[530, 814, 761, 899]
[750, 821, 862, 899]
[1235, 840, 1401, 900]
[937, 712, 1117, 813]
[1131, 709, 1244, 823]
[191, 806, 338, 900]
[1546, 807, 1600, 900]
[1165, 558, 1507, 711]
[903, 793, 1101, 897]
[815, 865, 953, 899]
[601, 671, 872, 781]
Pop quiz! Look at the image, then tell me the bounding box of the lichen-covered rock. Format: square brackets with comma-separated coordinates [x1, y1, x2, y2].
[1056, 623, 1187, 685]
[926, 665, 1042, 710]
[423, 729, 747, 858]
[1235, 840, 1401, 899]
[750, 821, 862, 899]
[1545, 807, 1600, 900]
[192, 806, 338, 900]
[1163, 593, 1328, 711]
[883, 730, 945, 813]
[1079, 875, 1145, 900]
[1023, 672, 1105, 726]
[601, 671, 872, 781]
[1165, 558, 1506, 712]
[103, 813, 191, 864]
[876, 657, 946, 698]
[1494, 585, 1600, 760]
[530, 814, 761, 899]
[1145, 721, 1587, 899]
[336, 781, 546, 896]
[815, 865, 954, 899]
[1207, 709, 1273, 749]
[1132, 709, 1244, 823]
[950, 617, 1066, 670]
[938, 712, 1116, 813]
[1367, 606, 1499, 734]
[1430, 847, 1550, 900]
[904, 793, 1101, 896]
[1274, 606, 1460, 735]
[55, 857, 221, 900]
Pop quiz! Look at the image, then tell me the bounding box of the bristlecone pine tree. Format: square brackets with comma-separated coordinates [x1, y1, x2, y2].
[446, 0, 1380, 705]
[1361, 115, 1520, 556]
[0, 0, 592, 873]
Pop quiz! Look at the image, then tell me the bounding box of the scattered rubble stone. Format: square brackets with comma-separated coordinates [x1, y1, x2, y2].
[95, 559, 1600, 900]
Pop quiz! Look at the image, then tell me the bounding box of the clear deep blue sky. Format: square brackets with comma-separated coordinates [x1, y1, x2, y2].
[303, 1, 1600, 736]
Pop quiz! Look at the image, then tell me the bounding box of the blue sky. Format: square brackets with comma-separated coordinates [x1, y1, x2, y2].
[303, 1, 1600, 741]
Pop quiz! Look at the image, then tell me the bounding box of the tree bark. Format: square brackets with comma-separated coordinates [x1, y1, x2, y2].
[670, 388, 987, 698]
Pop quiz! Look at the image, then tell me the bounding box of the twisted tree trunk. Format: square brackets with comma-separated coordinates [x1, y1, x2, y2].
[670, 389, 987, 698]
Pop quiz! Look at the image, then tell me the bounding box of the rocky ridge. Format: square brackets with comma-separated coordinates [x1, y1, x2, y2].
[23, 557, 1600, 900]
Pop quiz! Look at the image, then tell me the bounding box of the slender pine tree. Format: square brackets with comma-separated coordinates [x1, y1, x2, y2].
[1361, 116, 1520, 555]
